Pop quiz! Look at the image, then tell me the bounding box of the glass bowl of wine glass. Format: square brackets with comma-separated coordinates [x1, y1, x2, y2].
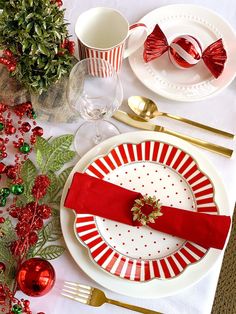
[67, 58, 123, 156]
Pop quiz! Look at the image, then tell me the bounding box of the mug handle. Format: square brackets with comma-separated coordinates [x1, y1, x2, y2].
[123, 23, 147, 59]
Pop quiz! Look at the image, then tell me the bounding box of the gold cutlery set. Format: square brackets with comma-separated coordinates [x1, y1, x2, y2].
[113, 96, 234, 158]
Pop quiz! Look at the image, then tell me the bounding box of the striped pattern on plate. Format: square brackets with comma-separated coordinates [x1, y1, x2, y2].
[74, 141, 218, 282]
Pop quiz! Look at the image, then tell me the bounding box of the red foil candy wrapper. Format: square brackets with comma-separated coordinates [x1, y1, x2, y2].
[143, 24, 227, 78]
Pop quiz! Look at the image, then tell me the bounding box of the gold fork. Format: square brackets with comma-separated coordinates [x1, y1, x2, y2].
[62, 281, 163, 314]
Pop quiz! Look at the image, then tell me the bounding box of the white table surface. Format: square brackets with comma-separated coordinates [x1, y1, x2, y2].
[16, 0, 236, 313]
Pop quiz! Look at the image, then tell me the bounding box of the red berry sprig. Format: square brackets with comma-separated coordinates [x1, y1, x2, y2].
[9, 175, 51, 259]
[0, 49, 17, 72]
[60, 39, 75, 55]
[51, 0, 63, 7]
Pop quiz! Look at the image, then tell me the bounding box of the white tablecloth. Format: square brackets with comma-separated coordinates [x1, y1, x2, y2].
[17, 0, 236, 313]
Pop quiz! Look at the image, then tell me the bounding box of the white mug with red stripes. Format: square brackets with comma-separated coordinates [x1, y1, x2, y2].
[75, 7, 147, 72]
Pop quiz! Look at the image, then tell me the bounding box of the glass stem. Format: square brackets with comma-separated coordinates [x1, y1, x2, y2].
[94, 121, 102, 144]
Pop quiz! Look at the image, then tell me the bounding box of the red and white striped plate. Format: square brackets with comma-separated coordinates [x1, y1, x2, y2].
[74, 140, 218, 282]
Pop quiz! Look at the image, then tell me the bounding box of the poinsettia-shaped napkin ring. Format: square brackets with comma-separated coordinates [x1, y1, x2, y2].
[131, 195, 163, 225]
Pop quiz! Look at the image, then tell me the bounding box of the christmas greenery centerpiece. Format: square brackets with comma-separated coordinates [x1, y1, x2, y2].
[0, 0, 75, 94]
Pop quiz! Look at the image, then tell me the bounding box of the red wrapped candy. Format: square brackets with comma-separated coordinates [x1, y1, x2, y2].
[143, 24, 227, 78]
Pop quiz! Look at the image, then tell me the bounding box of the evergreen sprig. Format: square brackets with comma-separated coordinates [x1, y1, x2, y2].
[0, 0, 73, 94]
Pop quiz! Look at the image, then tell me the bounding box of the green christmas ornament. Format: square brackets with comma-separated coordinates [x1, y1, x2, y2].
[10, 184, 24, 195]
[0, 197, 6, 207]
[0, 123, 4, 131]
[19, 143, 30, 154]
[27, 109, 37, 119]
[12, 304, 22, 314]
[0, 187, 10, 197]
[31, 109, 37, 119]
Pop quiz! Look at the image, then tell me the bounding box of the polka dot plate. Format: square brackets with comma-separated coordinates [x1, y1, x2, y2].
[74, 140, 219, 282]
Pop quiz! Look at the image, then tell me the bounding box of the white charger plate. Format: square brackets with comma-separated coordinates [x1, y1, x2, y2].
[128, 4, 236, 102]
[60, 131, 229, 298]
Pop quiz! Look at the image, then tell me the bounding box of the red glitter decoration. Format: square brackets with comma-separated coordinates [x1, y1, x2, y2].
[37, 204, 52, 219]
[32, 175, 51, 199]
[5, 165, 17, 179]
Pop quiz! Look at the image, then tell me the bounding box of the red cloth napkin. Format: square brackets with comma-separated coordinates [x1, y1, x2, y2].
[64, 172, 231, 250]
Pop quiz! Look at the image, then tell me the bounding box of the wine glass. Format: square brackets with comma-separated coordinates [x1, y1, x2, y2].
[67, 58, 123, 156]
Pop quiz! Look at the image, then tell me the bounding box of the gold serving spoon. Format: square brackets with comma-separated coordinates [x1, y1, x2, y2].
[128, 96, 234, 138]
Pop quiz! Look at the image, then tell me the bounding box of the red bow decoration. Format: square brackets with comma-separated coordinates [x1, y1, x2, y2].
[64, 172, 231, 250]
[143, 24, 227, 78]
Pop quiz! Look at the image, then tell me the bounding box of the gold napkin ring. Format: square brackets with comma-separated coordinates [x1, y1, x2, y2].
[131, 195, 162, 226]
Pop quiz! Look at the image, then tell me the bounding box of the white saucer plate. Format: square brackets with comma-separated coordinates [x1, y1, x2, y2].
[128, 4, 236, 102]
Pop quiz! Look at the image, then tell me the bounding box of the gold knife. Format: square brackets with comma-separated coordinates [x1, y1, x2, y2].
[112, 110, 233, 158]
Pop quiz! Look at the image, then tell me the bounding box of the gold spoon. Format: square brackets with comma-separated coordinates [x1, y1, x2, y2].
[128, 96, 235, 138]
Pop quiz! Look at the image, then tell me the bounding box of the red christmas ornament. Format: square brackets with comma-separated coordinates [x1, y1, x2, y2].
[32, 126, 43, 137]
[5, 125, 16, 135]
[0, 104, 7, 113]
[143, 24, 227, 78]
[21, 122, 31, 133]
[30, 135, 36, 144]
[0, 162, 6, 174]
[0, 284, 6, 304]
[16, 258, 55, 297]
[1, 152, 7, 159]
